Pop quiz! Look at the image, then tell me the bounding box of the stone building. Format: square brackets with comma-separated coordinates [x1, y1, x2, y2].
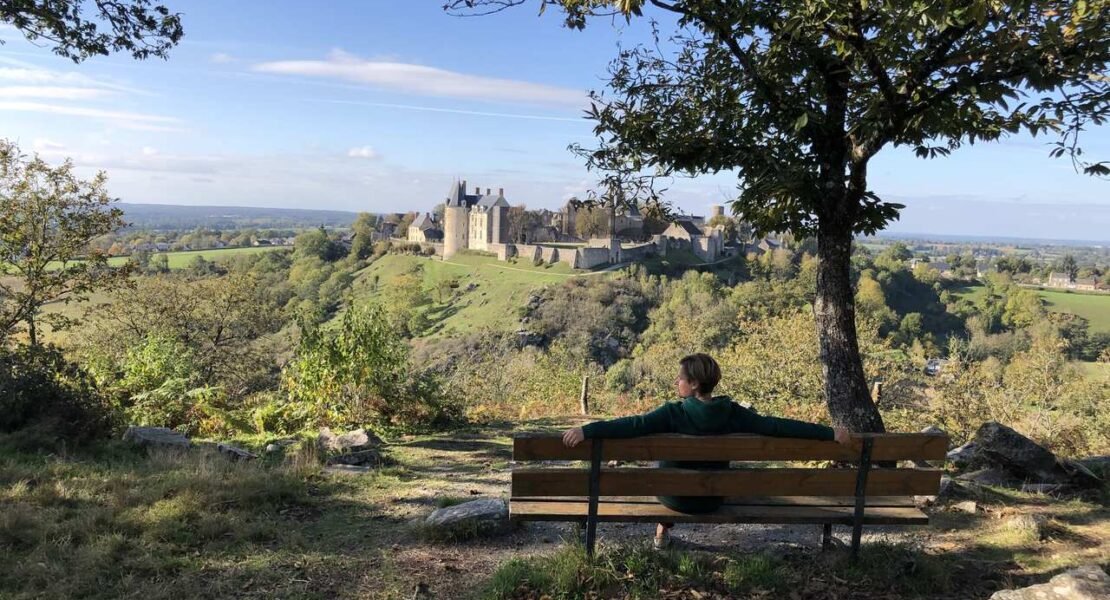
[559, 200, 645, 240]
[442, 179, 511, 258]
[662, 218, 724, 262]
[407, 213, 443, 243]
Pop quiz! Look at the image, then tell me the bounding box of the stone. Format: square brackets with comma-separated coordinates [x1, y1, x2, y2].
[989, 564, 1109, 600]
[1021, 483, 1066, 495]
[957, 467, 1020, 487]
[216, 443, 257, 461]
[916, 475, 960, 507]
[317, 427, 340, 453]
[122, 426, 190, 450]
[265, 444, 281, 453]
[325, 464, 375, 474]
[952, 500, 978, 514]
[1000, 514, 1046, 541]
[424, 498, 510, 538]
[1078, 455, 1110, 473]
[956, 423, 1101, 489]
[336, 428, 383, 452]
[327, 449, 388, 466]
[947, 441, 979, 469]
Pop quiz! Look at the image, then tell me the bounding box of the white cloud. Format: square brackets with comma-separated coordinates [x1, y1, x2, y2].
[0, 85, 112, 100]
[346, 145, 379, 159]
[141, 146, 158, 156]
[32, 138, 66, 152]
[253, 49, 586, 107]
[210, 53, 237, 64]
[0, 101, 180, 125]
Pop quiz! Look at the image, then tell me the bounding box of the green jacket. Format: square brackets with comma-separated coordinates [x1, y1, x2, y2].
[582, 396, 834, 514]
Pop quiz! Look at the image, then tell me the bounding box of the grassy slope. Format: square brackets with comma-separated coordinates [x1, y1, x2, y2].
[951, 284, 1110, 333]
[103, 245, 288, 269]
[349, 253, 596, 336]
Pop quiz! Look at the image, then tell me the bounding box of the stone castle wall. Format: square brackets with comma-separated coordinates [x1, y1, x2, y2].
[575, 247, 611, 269]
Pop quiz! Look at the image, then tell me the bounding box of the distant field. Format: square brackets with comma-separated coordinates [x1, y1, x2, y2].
[104, 246, 289, 269]
[1038, 289, 1110, 333]
[952, 283, 1110, 333]
[348, 253, 603, 336]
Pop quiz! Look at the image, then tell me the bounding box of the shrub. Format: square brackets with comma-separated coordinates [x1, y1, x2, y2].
[0, 344, 115, 444]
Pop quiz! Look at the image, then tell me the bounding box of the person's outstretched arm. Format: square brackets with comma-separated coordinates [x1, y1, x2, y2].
[562, 404, 675, 447]
[730, 404, 850, 442]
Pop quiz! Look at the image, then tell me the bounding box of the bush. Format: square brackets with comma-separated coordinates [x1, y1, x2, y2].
[0, 344, 115, 443]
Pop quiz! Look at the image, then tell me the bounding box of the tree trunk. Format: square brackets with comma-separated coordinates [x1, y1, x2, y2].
[27, 316, 37, 347]
[814, 223, 885, 433]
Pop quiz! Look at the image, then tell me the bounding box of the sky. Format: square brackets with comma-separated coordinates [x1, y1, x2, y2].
[1, 1, 1107, 241]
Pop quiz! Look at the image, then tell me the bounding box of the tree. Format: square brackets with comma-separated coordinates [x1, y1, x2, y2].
[0, 141, 133, 345]
[506, 206, 544, 243]
[349, 212, 378, 260]
[574, 206, 610, 238]
[1, 0, 183, 62]
[449, 0, 1110, 432]
[1059, 253, 1079, 280]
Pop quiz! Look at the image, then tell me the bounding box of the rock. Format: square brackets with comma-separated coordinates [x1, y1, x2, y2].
[216, 442, 257, 461]
[265, 444, 281, 454]
[952, 500, 978, 514]
[989, 564, 1109, 600]
[327, 449, 388, 466]
[916, 474, 960, 507]
[424, 498, 510, 538]
[317, 427, 340, 453]
[959, 422, 1102, 489]
[1078, 455, 1110, 474]
[122, 426, 190, 450]
[336, 428, 383, 452]
[325, 464, 375, 474]
[1021, 483, 1066, 495]
[957, 467, 1020, 487]
[920, 425, 947, 436]
[1000, 514, 1046, 541]
[947, 441, 979, 469]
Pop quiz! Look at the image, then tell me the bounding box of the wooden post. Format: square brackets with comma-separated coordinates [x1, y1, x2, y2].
[579, 375, 590, 415]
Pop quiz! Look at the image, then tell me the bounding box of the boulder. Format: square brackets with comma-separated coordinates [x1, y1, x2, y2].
[951, 500, 978, 514]
[216, 443, 257, 461]
[916, 474, 961, 507]
[957, 467, 1020, 487]
[957, 423, 1102, 489]
[122, 426, 190, 450]
[990, 564, 1108, 600]
[947, 441, 979, 469]
[424, 498, 510, 538]
[327, 449, 388, 466]
[337, 428, 383, 452]
[317, 427, 341, 453]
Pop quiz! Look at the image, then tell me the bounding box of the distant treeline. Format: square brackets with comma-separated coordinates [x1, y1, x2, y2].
[119, 203, 359, 230]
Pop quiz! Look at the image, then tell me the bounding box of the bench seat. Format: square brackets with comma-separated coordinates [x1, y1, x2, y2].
[509, 432, 948, 557]
[511, 498, 929, 525]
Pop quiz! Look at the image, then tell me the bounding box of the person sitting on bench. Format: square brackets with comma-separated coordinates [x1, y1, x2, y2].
[561, 352, 852, 549]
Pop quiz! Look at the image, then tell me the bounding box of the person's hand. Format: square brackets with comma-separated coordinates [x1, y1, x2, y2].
[833, 427, 853, 446]
[562, 427, 585, 448]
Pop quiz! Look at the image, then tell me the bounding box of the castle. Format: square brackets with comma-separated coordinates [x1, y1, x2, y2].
[437, 180, 510, 258]
[404, 178, 751, 268]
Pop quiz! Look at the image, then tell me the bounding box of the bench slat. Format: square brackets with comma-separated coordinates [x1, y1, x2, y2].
[512, 467, 941, 498]
[510, 500, 929, 525]
[510, 495, 919, 507]
[513, 433, 948, 462]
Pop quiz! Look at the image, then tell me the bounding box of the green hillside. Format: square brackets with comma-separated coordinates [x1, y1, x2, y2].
[348, 253, 602, 336]
[952, 283, 1110, 333]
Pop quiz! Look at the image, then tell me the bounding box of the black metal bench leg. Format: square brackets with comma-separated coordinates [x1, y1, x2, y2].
[821, 524, 832, 551]
[851, 438, 875, 561]
[585, 439, 603, 558]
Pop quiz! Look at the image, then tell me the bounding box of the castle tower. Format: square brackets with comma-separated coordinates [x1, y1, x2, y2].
[709, 204, 724, 219]
[442, 179, 469, 259]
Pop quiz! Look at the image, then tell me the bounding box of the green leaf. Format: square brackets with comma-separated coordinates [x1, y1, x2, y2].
[794, 112, 808, 131]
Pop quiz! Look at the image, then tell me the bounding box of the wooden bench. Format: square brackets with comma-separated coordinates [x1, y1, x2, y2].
[509, 432, 948, 558]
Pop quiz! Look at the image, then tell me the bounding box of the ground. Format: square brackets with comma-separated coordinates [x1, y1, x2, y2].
[951, 282, 1110, 333]
[1, 419, 1107, 599]
[349, 253, 614, 336]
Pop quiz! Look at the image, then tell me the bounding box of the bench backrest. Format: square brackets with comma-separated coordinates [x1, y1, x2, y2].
[511, 432, 947, 498]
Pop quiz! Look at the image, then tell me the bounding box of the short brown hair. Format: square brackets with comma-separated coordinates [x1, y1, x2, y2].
[679, 353, 721, 395]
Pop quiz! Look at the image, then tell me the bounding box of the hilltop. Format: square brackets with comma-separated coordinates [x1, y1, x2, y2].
[348, 252, 612, 336]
